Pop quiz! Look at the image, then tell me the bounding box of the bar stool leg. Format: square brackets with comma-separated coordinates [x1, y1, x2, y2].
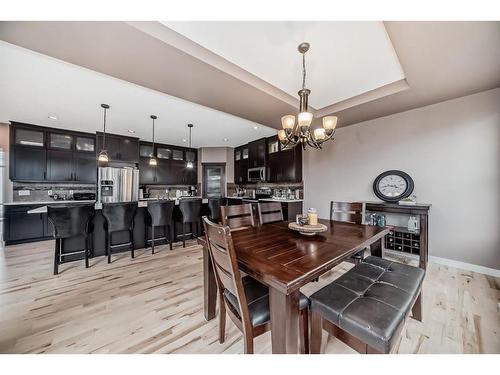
[182, 223, 186, 248]
[151, 226, 155, 254]
[53, 238, 60, 275]
[107, 232, 112, 264]
[84, 235, 90, 269]
[144, 225, 149, 249]
[169, 225, 173, 250]
[130, 230, 135, 259]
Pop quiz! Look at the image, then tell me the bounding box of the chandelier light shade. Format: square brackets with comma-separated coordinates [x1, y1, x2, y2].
[278, 42, 338, 150]
[186, 124, 194, 169]
[98, 103, 110, 167]
[149, 115, 157, 166]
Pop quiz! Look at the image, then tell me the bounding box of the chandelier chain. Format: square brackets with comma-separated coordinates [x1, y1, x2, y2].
[302, 52, 306, 90]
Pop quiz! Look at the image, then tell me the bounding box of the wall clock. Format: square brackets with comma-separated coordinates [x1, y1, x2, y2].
[373, 170, 414, 202]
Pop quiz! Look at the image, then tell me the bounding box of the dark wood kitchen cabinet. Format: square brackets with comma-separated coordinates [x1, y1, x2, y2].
[96, 132, 139, 164]
[11, 146, 47, 181]
[9, 122, 97, 183]
[234, 145, 248, 184]
[248, 138, 266, 168]
[266, 136, 302, 183]
[4, 204, 49, 245]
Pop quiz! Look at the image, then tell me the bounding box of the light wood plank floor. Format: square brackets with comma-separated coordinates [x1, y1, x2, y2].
[0, 240, 498, 354]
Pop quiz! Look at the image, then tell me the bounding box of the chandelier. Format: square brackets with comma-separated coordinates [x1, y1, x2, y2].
[278, 42, 338, 150]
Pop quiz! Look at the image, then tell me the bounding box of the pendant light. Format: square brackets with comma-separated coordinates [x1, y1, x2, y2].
[186, 123, 194, 169]
[98, 103, 110, 167]
[149, 115, 158, 166]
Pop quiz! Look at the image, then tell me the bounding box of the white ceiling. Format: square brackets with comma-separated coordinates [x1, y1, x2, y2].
[0, 41, 275, 148]
[162, 21, 406, 109]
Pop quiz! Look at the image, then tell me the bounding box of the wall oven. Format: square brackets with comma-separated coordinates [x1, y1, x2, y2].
[248, 167, 266, 182]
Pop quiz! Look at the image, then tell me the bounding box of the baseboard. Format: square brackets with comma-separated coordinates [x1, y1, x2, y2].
[429, 256, 500, 278]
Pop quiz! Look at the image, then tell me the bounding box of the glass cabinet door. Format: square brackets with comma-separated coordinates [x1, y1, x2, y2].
[268, 140, 279, 154]
[235, 150, 241, 161]
[75, 136, 95, 152]
[50, 133, 73, 149]
[157, 147, 172, 159]
[172, 149, 184, 161]
[140, 144, 154, 157]
[242, 148, 249, 159]
[15, 128, 44, 147]
[186, 150, 196, 162]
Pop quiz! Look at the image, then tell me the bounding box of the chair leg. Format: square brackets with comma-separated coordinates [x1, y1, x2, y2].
[84, 235, 90, 269]
[299, 309, 309, 354]
[130, 230, 135, 259]
[412, 292, 423, 322]
[243, 332, 254, 354]
[107, 232, 112, 264]
[182, 223, 186, 248]
[53, 238, 60, 275]
[219, 294, 226, 344]
[310, 310, 323, 354]
[151, 226, 155, 254]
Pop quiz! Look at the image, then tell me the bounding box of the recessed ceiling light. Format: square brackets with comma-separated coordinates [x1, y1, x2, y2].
[253, 126, 259, 130]
[48, 115, 58, 120]
[223, 138, 229, 142]
[128, 129, 135, 133]
[182, 138, 187, 143]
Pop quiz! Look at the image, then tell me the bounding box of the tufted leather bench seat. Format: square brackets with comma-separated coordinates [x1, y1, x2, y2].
[310, 256, 425, 354]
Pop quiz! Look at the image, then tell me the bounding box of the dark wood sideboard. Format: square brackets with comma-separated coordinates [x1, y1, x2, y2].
[365, 202, 431, 269]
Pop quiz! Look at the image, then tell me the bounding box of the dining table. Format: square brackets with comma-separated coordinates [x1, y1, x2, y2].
[198, 218, 391, 354]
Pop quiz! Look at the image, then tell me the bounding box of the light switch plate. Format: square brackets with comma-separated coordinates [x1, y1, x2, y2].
[18, 190, 30, 196]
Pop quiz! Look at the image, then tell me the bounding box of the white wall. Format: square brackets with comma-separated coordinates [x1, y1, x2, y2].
[303, 88, 500, 270]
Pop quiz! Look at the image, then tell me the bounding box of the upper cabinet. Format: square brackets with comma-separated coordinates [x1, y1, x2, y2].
[9, 122, 97, 183]
[139, 141, 198, 185]
[96, 132, 139, 164]
[233, 136, 302, 184]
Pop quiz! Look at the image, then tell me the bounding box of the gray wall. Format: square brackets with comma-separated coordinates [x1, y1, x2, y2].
[197, 146, 235, 195]
[303, 88, 500, 270]
[0, 123, 12, 203]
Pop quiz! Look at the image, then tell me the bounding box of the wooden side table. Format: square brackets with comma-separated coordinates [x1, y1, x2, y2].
[365, 202, 431, 269]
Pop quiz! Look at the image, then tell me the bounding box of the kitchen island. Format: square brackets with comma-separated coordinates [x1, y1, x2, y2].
[4, 198, 210, 262]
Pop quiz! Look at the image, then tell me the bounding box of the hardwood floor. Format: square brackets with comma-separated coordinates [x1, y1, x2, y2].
[0, 240, 498, 354]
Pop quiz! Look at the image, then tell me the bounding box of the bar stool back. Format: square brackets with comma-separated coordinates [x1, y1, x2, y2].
[179, 198, 202, 248]
[102, 202, 138, 263]
[47, 204, 95, 275]
[207, 198, 223, 223]
[145, 200, 175, 253]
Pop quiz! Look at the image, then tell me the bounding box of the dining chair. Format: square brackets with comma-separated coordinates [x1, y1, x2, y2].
[330, 201, 365, 264]
[220, 203, 255, 231]
[47, 204, 95, 275]
[202, 216, 310, 354]
[257, 202, 283, 225]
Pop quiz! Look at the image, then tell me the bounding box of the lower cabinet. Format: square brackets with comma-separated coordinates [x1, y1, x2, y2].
[4, 205, 51, 245]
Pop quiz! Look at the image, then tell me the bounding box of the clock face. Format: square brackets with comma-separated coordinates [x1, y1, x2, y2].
[377, 175, 407, 197]
[373, 170, 414, 202]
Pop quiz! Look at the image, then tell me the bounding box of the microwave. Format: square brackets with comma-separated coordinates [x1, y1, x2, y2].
[248, 167, 266, 182]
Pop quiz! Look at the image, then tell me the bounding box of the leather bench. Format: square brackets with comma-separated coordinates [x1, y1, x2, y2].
[309, 256, 425, 354]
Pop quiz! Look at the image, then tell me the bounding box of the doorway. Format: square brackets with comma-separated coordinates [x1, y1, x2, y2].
[202, 164, 226, 198]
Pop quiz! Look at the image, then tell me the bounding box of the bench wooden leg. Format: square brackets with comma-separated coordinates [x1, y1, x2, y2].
[411, 292, 423, 322]
[310, 310, 322, 354]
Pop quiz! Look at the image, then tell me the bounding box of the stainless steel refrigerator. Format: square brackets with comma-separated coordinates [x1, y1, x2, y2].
[98, 167, 139, 203]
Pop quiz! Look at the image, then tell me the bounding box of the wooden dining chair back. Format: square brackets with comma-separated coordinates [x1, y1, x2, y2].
[220, 203, 255, 231]
[202, 216, 255, 350]
[330, 201, 363, 224]
[258, 202, 283, 225]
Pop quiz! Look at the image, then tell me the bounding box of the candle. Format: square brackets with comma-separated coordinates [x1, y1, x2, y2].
[308, 208, 318, 226]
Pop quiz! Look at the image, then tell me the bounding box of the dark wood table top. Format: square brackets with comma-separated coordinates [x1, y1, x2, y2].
[230, 219, 391, 294]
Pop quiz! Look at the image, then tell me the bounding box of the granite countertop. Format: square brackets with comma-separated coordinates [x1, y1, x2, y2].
[259, 198, 303, 203]
[2, 200, 96, 206]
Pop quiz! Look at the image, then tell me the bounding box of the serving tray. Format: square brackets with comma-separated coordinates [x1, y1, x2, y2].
[288, 222, 328, 236]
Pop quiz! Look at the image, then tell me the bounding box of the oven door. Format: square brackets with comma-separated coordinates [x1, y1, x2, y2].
[248, 167, 265, 182]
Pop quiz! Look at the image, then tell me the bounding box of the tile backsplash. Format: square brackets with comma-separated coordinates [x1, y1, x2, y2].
[13, 182, 96, 202]
[227, 182, 303, 198]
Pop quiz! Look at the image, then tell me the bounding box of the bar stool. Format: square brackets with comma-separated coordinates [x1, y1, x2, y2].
[47, 204, 95, 275]
[207, 197, 223, 223]
[179, 198, 202, 248]
[102, 202, 138, 263]
[145, 200, 175, 253]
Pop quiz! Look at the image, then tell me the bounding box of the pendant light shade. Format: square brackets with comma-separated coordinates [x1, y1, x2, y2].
[149, 115, 157, 166]
[98, 104, 110, 167]
[186, 124, 194, 169]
